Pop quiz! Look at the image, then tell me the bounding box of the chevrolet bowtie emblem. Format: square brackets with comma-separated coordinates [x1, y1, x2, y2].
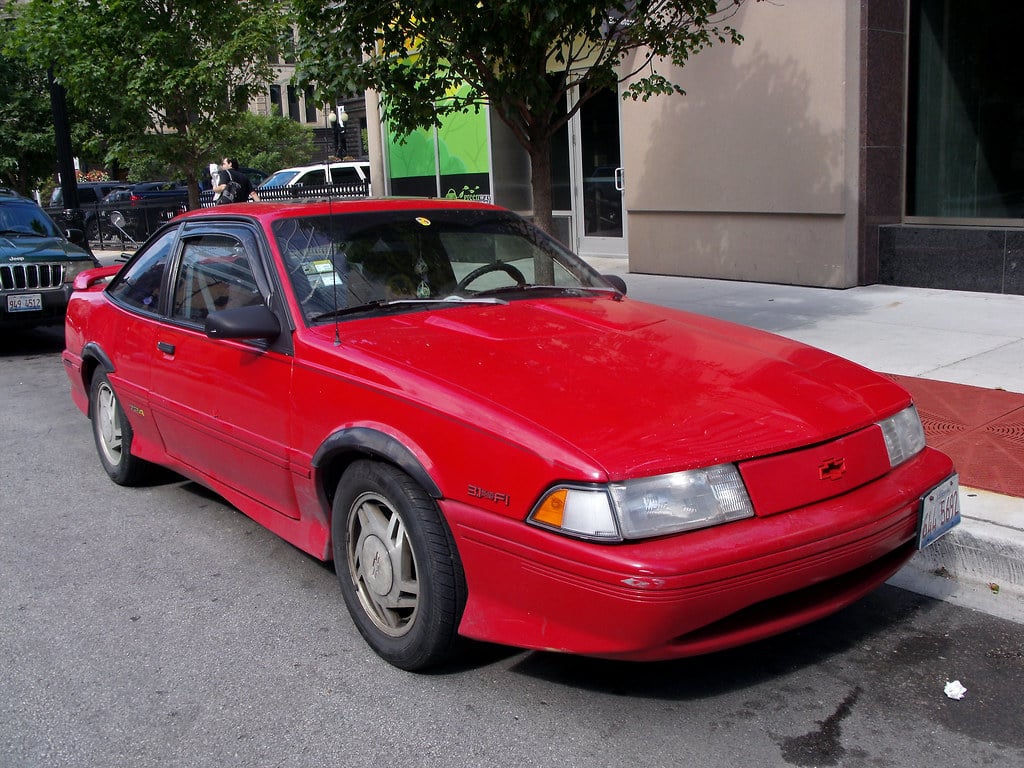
[818, 457, 847, 481]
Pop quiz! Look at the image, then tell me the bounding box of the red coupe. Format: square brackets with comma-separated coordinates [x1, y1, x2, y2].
[62, 199, 960, 670]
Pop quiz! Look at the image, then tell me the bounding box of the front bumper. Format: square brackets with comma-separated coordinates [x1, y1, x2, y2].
[445, 446, 955, 660]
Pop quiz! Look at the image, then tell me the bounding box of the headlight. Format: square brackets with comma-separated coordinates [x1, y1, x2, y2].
[64, 261, 96, 283]
[529, 463, 755, 542]
[877, 404, 926, 467]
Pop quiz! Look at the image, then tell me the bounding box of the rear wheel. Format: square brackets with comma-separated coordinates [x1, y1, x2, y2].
[89, 370, 153, 486]
[332, 460, 466, 671]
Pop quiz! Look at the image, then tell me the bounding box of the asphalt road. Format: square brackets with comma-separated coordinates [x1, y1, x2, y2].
[2, 326, 1023, 768]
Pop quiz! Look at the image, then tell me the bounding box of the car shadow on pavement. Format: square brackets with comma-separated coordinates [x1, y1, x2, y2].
[504, 585, 946, 698]
[0, 326, 65, 356]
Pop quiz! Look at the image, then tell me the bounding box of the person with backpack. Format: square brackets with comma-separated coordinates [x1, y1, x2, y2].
[213, 157, 258, 204]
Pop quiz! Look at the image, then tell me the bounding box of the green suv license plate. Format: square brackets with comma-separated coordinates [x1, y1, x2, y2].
[7, 294, 43, 312]
[917, 474, 960, 550]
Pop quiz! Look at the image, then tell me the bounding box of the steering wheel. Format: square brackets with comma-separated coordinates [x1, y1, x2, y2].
[456, 261, 527, 291]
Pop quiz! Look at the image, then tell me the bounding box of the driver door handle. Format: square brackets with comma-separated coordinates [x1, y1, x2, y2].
[157, 341, 176, 355]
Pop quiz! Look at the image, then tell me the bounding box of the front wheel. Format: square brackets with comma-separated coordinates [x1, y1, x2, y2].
[89, 370, 153, 486]
[332, 460, 466, 671]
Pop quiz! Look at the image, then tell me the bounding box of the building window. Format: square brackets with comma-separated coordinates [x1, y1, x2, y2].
[287, 84, 301, 121]
[908, 1, 1024, 220]
[283, 31, 297, 65]
[304, 86, 317, 123]
[270, 85, 282, 116]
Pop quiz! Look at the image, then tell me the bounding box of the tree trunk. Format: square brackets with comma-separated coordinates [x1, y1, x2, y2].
[185, 172, 201, 211]
[528, 138, 556, 282]
[528, 139, 554, 236]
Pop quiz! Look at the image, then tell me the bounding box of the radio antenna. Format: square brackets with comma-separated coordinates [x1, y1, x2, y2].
[328, 192, 342, 346]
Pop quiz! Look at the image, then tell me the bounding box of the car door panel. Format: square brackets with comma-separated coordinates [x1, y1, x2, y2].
[147, 228, 298, 518]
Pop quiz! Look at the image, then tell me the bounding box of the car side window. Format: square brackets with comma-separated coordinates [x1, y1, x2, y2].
[170, 234, 265, 324]
[297, 169, 326, 186]
[331, 167, 361, 184]
[106, 229, 176, 313]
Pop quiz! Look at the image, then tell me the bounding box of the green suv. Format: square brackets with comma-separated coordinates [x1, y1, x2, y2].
[1, 188, 98, 329]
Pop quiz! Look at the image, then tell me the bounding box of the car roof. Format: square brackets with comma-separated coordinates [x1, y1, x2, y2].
[273, 161, 370, 173]
[131, 181, 182, 188]
[0, 189, 37, 204]
[174, 197, 499, 224]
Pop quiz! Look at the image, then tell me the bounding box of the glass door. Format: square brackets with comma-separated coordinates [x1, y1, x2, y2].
[571, 87, 627, 258]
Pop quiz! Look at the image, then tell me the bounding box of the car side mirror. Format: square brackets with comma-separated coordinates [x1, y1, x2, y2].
[66, 228, 87, 245]
[601, 274, 627, 295]
[205, 304, 281, 341]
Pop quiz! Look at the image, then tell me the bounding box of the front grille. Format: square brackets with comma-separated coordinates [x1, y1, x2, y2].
[1, 263, 66, 291]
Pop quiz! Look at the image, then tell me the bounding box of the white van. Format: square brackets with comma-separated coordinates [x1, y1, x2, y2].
[258, 161, 371, 194]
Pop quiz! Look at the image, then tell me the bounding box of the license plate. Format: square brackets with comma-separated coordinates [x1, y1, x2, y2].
[917, 474, 961, 549]
[7, 294, 43, 312]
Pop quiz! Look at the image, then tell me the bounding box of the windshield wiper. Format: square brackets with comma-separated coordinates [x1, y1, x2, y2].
[472, 284, 623, 300]
[311, 296, 507, 322]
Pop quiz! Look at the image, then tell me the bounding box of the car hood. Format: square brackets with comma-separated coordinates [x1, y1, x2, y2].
[324, 297, 910, 479]
[0, 234, 88, 261]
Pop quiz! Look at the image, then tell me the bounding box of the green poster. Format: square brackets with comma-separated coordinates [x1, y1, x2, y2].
[386, 83, 490, 198]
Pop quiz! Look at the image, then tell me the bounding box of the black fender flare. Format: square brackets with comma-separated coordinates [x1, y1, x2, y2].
[80, 342, 115, 386]
[312, 427, 442, 503]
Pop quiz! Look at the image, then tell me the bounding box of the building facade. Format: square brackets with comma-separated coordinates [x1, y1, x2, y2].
[258, 34, 369, 163]
[619, 0, 1023, 294]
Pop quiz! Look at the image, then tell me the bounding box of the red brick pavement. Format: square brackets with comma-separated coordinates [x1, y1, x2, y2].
[888, 374, 1024, 499]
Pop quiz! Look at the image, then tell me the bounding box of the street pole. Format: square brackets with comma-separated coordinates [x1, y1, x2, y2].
[48, 68, 79, 213]
[328, 111, 340, 157]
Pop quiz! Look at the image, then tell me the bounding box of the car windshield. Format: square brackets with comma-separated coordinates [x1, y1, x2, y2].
[272, 207, 618, 325]
[0, 202, 62, 238]
[259, 170, 301, 189]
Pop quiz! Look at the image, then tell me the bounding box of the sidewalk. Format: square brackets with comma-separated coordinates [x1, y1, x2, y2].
[587, 256, 1024, 624]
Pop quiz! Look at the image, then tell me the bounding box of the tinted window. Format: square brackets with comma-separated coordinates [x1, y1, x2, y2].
[170, 234, 264, 324]
[296, 169, 327, 186]
[106, 229, 176, 313]
[331, 168, 359, 184]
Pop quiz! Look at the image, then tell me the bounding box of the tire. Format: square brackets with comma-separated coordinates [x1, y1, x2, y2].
[89, 370, 153, 486]
[332, 460, 467, 671]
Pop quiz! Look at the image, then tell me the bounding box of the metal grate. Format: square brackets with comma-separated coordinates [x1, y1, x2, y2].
[1, 263, 66, 291]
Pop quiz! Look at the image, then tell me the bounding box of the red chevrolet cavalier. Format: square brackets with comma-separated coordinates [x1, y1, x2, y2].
[62, 199, 960, 670]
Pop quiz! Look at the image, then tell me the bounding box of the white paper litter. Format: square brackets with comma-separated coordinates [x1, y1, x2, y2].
[944, 680, 967, 700]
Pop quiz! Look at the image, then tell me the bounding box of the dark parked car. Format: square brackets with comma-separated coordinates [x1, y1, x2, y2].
[99, 182, 189, 242]
[47, 181, 131, 240]
[1, 187, 98, 329]
[63, 198, 959, 671]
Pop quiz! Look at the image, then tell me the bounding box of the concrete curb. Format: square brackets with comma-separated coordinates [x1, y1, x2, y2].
[887, 487, 1024, 623]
